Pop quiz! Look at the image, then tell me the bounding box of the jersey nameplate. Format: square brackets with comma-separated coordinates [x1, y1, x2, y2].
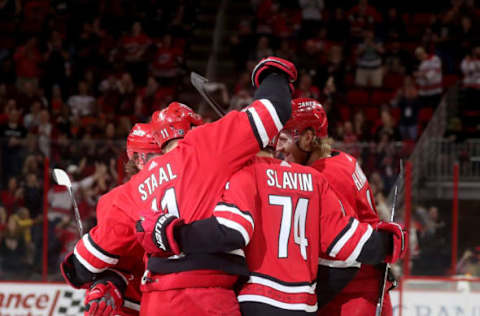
[138, 163, 177, 200]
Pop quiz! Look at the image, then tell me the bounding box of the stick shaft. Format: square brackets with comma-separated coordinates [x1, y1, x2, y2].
[375, 184, 398, 316]
[68, 187, 84, 236]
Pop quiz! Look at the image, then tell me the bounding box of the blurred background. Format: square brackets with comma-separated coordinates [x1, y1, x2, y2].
[0, 0, 479, 313]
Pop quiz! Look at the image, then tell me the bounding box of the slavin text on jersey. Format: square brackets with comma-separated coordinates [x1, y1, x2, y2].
[266, 169, 313, 192]
[138, 163, 177, 200]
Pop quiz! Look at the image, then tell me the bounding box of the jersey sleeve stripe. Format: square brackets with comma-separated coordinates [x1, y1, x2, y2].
[344, 224, 373, 263]
[216, 217, 251, 246]
[248, 275, 316, 294]
[214, 204, 254, 230]
[328, 218, 359, 258]
[87, 233, 120, 259]
[326, 217, 353, 255]
[73, 246, 107, 273]
[237, 295, 318, 313]
[318, 257, 361, 268]
[258, 98, 283, 132]
[247, 107, 269, 148]
[83, 234, 119, 265]
[246, 109, 264, 149]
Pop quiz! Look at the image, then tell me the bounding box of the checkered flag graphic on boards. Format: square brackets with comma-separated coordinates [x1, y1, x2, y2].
[53, 289, 86, 316]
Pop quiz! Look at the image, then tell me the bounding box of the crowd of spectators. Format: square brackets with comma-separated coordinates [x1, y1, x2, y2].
[0, 0, 478, 278]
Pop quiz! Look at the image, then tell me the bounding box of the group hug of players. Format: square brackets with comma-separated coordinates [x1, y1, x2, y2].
[60, 57, 407, 316]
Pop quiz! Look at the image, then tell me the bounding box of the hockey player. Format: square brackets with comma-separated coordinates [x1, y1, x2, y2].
[60, 122, 163, 316]
[137, 152, 407, 315]
[275, 97, 396, 316]
[119, 57, 298, 315]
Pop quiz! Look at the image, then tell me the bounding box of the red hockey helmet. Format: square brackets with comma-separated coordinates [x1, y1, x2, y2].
[126, 123, 162, 160]
[282, 98, 328, 140]
[151, 102, 203, 149]
[151, 102, 203, 126]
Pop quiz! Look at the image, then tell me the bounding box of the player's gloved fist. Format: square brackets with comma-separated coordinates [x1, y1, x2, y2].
[375, 222, 408, 264]
[251, 56, 297, 91]
[84, 281, 123, 316]
[135, 212, 184, 255]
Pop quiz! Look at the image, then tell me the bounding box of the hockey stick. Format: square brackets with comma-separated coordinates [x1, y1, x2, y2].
[53, 168, 84, 237]
[190, 72, 226, 118]
[375, 160, 403, 316]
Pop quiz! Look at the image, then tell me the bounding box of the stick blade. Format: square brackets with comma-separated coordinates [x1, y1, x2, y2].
[190, 72, 226, 118]
[53, 168, 72, 187]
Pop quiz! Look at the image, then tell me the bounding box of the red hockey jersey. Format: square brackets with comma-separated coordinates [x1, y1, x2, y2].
[312, 150, 385, 297]
[113, 100, 285, 291]
[211, 156, 374, 313]
[73, 185, 144, 314]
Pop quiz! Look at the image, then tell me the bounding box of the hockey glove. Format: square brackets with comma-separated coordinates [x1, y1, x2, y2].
[251, 56, 297, 91]
[375, 222, 408, 264]
[135, 212, 184, 255]
[85, 281, 123, 316]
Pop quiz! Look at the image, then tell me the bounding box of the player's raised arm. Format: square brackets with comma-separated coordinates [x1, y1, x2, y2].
[183, 57, 296, 170]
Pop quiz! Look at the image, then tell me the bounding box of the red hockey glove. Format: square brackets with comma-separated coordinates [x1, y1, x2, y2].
[251, 56, 297, 91]
[84, 281, 123, 316]
[135, 212, 184, 255]
[375, 222, 408, 264]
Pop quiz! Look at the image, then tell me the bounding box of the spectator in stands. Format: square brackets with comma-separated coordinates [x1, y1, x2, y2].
[461, 46, 480, 106]
[8, 207, 36, 265]
[116, 72, 136, 116]
[414, 205, 450, 275]
[347, 0, 381, 40]
[355, 30, 384, 88]
[414, 46, 443, 109]
[23, 173, 43, 219]
[252, 36, 273, 61]
[374, 107, 401, 142]
[380, 7, 406, 41]
[23, 100, 43, 131]
[13, 37, 42, 92]
[457, 246, 480, 276]
[353, 110, 370, 141]
[317, 45, 346, 90]
[391, 76, 420, 140]
[275, 39, 296, 62]
[298, 0, 324, 39]
[384, 41, 414, 75]
[120, 21, 151, 85]
[297, 39, 322, 76]
[150, 33, 183, 82]
[293, 72, 321, 99]
[17, 80, 42, 113]
[0, 107, 27, 184]
[43, 30, 69, 95]
[47, 161, 107, 222]
[1, 177, 23, 216]
[67, 81, 96, 118]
